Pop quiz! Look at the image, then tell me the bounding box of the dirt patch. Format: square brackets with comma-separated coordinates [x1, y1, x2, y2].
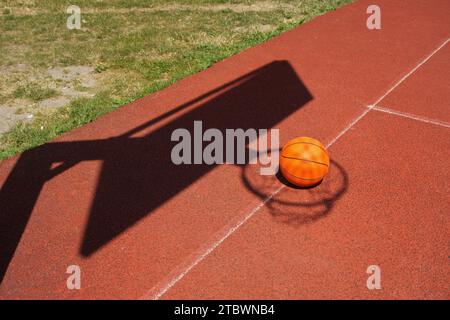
[47, 66, 95, 82]
[47, 66, 97, 100]
[0, 63, 28, 73]
[0, 64, 99, 136]
[38, 96, 71, 109]
[0, 98, 33, 134]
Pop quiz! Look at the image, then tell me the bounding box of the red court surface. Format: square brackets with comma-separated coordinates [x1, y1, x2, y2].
[0, 0, 449, 299]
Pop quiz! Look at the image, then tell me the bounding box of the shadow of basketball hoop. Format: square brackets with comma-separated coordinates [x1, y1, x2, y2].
[241, 159, 348, 226]
[0, 60, 314, 283]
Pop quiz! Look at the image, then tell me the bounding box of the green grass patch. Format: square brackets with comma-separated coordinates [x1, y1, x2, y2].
[0, 0, 353, 160]
[0, 93, 118, 159]
[13, 82, 58, 102]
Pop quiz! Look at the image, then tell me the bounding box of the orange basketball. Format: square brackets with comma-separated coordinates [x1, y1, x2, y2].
[279, 137, 329, 187]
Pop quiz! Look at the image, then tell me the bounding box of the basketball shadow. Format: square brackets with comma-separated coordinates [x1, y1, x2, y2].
[0, 60, 313, 282]
[275, 170, 324, 189]
[242, 159, 348, 226]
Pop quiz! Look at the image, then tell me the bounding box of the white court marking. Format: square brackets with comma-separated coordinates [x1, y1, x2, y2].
[372, 38, 449, 106]
[372, 106, 450, 128]
[143, 37, 449, 300]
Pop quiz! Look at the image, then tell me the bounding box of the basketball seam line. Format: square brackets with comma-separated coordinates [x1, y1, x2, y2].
[283, 141, 328, 153]
[280, 155, 329, 167]
[282, 170, 324, 181]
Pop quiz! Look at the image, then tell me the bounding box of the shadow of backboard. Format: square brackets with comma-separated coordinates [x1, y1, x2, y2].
[0, 60, 312, 283]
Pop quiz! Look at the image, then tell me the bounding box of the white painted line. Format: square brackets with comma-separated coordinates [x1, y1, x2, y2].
[143, 104, 371, 300]
[143, 37, 450, 300]
[143, 184, 284, 300]
[325, 105, 374, 148]
[373, 38, 449, 106]
[372, 106, 450, 128]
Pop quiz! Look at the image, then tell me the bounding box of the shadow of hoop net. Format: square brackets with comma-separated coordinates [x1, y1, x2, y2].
[241, 159, 348, 226]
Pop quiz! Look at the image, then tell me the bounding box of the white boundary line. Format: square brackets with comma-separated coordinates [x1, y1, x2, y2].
[373, 38, 449, 106]
[325, 105, 374, 148]
[144, 185, 284, 300]
[143, 37, 449, 300]
[372, 106, 450, 128]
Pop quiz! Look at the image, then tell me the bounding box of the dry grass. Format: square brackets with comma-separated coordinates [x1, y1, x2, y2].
[0, 0, 353, 159]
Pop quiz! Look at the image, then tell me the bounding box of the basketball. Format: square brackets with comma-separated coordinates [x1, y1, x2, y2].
[279, 137, 329, 187]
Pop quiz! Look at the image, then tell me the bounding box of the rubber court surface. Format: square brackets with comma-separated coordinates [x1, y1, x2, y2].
[0, 0, 449, 299]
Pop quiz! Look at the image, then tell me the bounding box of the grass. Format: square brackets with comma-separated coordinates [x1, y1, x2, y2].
[13, 82, 58, 102]
[0, 0, 352, 160]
